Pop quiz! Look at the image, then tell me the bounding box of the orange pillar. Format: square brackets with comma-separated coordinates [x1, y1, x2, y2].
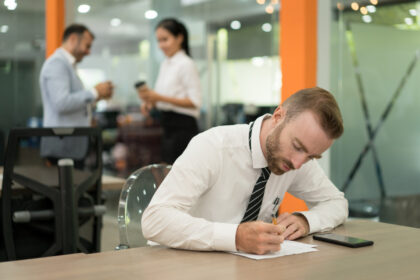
[46, 0, 65, 58]
[279, 0, 317, 214]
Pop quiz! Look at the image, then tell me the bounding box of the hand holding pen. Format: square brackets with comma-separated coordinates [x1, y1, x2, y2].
[270, 196, 309, 240]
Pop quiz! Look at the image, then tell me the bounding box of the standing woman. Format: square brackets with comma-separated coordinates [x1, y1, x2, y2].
[139, 18, 201, 164]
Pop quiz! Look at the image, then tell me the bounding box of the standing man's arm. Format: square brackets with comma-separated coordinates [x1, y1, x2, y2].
[42, 59, 113, 114]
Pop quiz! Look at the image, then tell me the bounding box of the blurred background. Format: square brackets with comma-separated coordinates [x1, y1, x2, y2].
[1, 0, 420, 249]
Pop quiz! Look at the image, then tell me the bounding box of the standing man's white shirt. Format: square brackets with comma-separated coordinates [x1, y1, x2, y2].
[142, 114, 348, 252]
[154, 49, 201, 119]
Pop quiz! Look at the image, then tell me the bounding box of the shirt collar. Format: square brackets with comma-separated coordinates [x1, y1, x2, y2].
[167, 49, 185, 63]
[60, 47, 76, 67]
[250, 114, 271, 169]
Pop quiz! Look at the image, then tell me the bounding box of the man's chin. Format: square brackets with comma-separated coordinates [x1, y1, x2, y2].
[269, 166, 285, 176]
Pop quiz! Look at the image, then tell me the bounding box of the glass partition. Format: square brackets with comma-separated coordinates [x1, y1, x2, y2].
[0, 0, 45, 134]
[331, 0, 420, 225]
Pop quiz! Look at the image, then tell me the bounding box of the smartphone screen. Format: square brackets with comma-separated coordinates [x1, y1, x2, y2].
[313, 233, 374, 248]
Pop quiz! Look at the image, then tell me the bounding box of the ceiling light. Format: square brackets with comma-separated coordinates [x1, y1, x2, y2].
[265, 4, 274, 14]
[145, 10, 158, 20]
[337, 3, 344, 11]
[351, 2, 359, 11]
[360, 7, 368, 15]
[404, 17, 413, 25]
[230, 20, 241, 30]
[362, 15, 372, 23]
[370, 0, 378, 5]
[4, 0, 17, 10]
[366, 5, 376, 13]
[409, 9, 417, 16]
[256, 0, 265, 5]
[271, 0, 278, 4]
[78, 4, 90, 14]
[110, 18, 121, 27]
[1, 25, 9, 33]
[261, 23, 272, 32]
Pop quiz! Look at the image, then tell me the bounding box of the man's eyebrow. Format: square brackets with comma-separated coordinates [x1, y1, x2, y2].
[294, 138, 322, 159]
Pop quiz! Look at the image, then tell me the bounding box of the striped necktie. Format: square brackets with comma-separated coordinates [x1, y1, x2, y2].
[241, 122, 271, 223]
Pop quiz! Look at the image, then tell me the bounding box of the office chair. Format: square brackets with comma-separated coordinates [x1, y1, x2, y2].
[1, 127, 105, 261]
[116, 164, 171, 249]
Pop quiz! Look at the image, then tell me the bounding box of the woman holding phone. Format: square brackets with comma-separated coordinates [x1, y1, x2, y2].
[138, 18, 201, 164]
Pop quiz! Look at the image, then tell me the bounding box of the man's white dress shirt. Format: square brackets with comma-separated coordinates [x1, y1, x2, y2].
[142, 114, 348, 252]
[154, 50, 201, 118]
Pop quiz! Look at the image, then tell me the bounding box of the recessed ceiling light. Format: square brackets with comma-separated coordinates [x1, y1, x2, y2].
[145, 10, 158, 20]
[4, 0, 17, 10]
[362, 15, 372, 23]
[351, 2, 359, 11]
[404, 17, 414, 25]
[366, 5, 376, 13]
[409, 9, 417, 16]
[265, 4, 274, 14]
[110, 18, 122, 27]
[230, 20, 241, 30]
[1, 25, 9, 33]
[78, 4, 90, 14]
[261, 23, 272, 32]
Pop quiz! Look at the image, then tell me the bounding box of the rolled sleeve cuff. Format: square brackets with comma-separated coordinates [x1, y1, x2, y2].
[294, 211, 321, 234]
[212, 222, 238, 252]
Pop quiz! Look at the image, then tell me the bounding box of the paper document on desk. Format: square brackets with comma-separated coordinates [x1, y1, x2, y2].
[231, 240, 318, 260]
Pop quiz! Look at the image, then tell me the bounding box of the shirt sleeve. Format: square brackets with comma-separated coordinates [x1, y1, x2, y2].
[42, 59, 95, 114]
[287, 160, 349, 233]
[141, 130, 239, 252]
[179, 59, 201, 108]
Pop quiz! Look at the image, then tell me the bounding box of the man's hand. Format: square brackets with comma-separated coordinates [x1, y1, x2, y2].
[276, 212, 309, 241]
[95, 81, 114, 100]
[235, 221, 285, 255]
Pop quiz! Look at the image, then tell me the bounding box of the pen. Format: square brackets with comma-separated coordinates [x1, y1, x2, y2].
[271, 213, 277, 225]
[271, 197, 280, 225]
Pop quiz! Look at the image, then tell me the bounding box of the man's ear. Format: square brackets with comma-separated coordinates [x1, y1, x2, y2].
[272, 105, 286, 124]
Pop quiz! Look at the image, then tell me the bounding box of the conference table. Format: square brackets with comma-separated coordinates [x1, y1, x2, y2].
[0, 220, 419, 280]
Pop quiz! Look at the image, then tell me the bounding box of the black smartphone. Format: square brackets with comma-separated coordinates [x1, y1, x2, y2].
[313, 233, 374, 248]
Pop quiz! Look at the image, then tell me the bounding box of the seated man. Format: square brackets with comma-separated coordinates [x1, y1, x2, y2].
[142, 87, 348, 255]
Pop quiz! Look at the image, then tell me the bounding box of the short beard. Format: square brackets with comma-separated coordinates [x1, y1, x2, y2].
[265, 122, 286, 175]
[265, 121, 294, 175]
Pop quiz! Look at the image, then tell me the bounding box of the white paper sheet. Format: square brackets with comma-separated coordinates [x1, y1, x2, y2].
[230, 240, 318, 260]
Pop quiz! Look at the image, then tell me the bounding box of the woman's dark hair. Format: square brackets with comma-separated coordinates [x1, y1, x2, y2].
[156, 18, 190, 56]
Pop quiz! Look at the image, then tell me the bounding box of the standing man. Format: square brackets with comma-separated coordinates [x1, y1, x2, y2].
[39, 24, 113, 160]
[142, 87, 348, 255]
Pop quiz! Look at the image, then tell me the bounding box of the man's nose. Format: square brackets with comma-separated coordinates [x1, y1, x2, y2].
[290, 153, 307, 170]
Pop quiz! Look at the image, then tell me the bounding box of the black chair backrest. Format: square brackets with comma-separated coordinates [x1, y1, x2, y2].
[1, 127, 103, 261]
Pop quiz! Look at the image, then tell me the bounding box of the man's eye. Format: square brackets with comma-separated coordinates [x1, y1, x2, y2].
[293, 144, 303, 152]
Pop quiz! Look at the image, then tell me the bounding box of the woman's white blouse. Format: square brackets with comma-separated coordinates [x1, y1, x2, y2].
[154, 50, 201, 119]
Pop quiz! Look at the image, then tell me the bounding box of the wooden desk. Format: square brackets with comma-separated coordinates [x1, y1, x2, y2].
[0, 167, 126, 191]
[0, 220, 419, 280]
